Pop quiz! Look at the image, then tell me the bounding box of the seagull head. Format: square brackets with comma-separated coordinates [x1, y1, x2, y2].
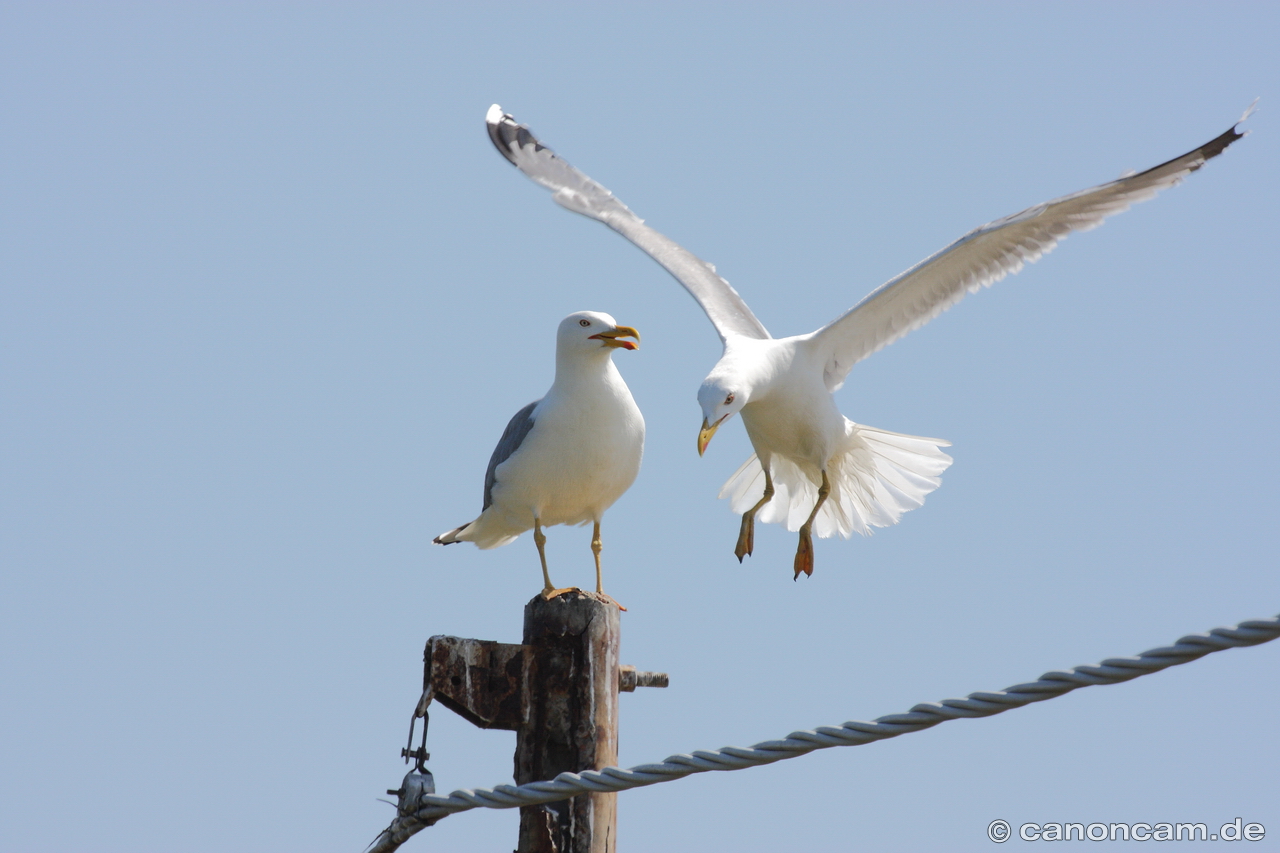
[557, 311, 640, 354]
[697, 374, 746, 456]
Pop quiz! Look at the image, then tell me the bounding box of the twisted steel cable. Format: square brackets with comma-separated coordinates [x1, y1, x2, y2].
[367, 614, 1279, 852]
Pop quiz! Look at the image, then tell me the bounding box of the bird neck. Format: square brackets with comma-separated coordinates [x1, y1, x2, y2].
[553, 349, 615, 387]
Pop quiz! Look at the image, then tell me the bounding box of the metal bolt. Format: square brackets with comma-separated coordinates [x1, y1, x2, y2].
[619, 664, 669, 692]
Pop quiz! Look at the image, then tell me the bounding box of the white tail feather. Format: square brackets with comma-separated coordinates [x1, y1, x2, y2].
[718, 421, 952, 538]
[433, 516, 521, 549]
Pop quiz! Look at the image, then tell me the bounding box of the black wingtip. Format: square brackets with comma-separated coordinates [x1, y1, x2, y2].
[1195, 100, 1257, 164]
[485, 104, 552, 167]
[1126, 106, 1254, 182]
[485, 104, 519, 166]
[1198, 123, 1246, 164]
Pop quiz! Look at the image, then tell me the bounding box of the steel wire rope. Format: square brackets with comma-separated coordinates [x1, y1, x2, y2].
[367, 613, 1279, 852]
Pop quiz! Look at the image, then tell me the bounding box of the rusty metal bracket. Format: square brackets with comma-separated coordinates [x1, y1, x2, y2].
[424, 634, 667, 727]
[425, 635, 532, 730]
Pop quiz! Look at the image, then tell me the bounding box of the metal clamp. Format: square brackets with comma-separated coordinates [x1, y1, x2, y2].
[402, 687, 434, 773]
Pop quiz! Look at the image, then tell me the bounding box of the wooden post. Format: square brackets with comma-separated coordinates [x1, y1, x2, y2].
[417, 592, 665, 852]
[516, 591, 620, 853]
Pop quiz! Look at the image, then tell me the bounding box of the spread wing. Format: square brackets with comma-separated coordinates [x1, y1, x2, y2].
[486, 105, 771, 343]
[812, 104, 1254, 392]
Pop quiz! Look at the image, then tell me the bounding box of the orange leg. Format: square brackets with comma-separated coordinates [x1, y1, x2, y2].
[793, 470, 830, 580]
[734, 466, 775, 562]
[534, 519, 576, 601]
[591, 521, 626, 611]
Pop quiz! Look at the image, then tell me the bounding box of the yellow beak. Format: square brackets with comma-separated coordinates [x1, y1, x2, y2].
[589, 325, 640, 350]
[698, 417, 721, 457]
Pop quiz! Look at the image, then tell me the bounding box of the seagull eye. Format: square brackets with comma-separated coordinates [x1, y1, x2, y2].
[724, 394, 735, 405]
[579, 319, 591, 327]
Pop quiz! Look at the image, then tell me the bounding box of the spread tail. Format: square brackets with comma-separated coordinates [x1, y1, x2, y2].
[719, 421, 952, 539]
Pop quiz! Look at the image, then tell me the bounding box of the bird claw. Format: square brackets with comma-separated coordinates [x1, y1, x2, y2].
[592, 591, 628, 611]
[540, 586, 581, 602]
[793, 533, 814, 580]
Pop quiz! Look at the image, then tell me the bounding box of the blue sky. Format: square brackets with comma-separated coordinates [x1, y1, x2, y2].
[3, 4, 1278, 851]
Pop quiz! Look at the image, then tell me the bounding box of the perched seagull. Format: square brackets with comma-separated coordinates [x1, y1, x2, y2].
[486, 103, 1252, 579]
[434, 311, 644, 604]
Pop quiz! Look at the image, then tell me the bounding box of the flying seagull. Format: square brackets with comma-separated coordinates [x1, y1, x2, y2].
[434, 311, 644, 605]
[485, 103, 1252, 579]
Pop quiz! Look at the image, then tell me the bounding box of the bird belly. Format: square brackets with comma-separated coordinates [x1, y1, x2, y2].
[741, 394, 842, 478]
[488, 401, 643, 529]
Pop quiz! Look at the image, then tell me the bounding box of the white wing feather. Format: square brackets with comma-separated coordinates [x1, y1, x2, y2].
[486, 105, 771, 343]
[813, 104, 1254, 392]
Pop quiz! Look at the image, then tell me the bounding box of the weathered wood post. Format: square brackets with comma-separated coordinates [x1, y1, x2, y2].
[517, 591, 619, 853]
[419, 590, 667, 853]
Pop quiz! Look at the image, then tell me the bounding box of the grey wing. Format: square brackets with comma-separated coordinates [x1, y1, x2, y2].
[482, 400, 538, 510]
[812, 105, 1254, 392]
[486, 105, 771, 343]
